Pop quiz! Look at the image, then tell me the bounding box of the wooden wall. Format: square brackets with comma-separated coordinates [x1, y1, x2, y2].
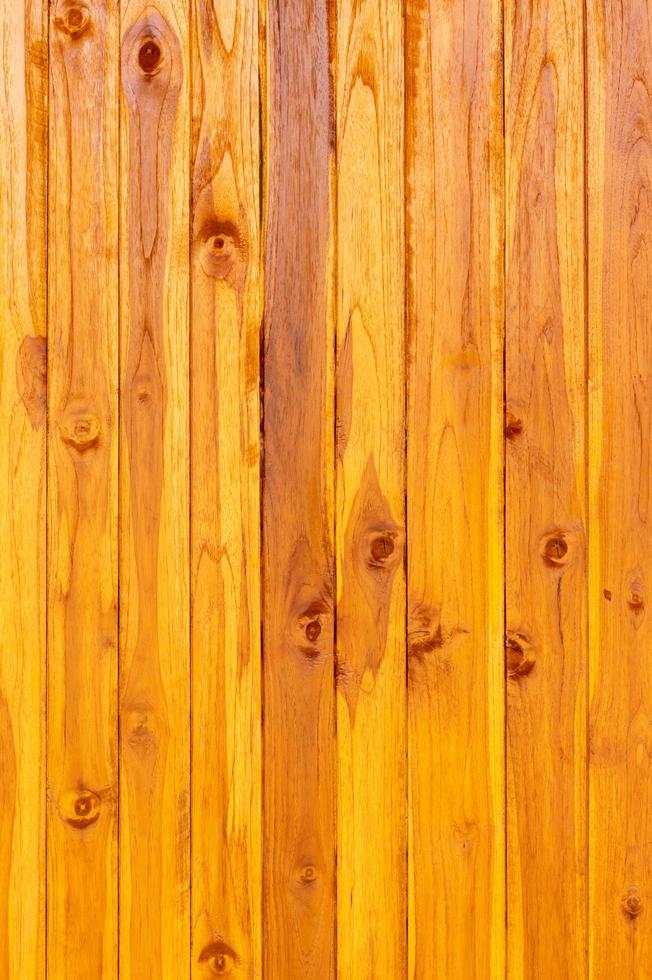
[0, 0, 650, 976]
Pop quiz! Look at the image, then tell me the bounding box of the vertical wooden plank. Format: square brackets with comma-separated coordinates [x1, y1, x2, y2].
[588, 0, 652, 972]
[505, 0, 587, 974]
[0, 1, 47, 976]
[334, 0, 406, 975]
[119, 1, 190, 975]
[405, 0, 505, 972]
[190, 0, 261, 976]
[47, 0, 119, 975]
[261, 0, 336, 973]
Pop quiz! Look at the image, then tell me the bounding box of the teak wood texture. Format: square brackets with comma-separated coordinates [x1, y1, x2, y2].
[1, 0, 651, 976]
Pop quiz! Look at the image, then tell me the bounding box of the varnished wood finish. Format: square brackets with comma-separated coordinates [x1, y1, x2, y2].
[588, 0, 652, 972]
[405, 0, 505, 974]
[6, 1, 652, 975]
[0, 1, 47, 977]
[47, 0, 119, 975]
[190, 0, 262, 976]
[335, 0, 406, 975]
[505, 0, 587, 975]
[119, 2, 189, 976]
[261, 0, 336, 974]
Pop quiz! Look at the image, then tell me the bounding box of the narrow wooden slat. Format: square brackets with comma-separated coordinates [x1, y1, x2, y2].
[119, 1, 190, 975]
[47, 0, 119, 975]
[588, 0, 652, 971]
[189, 0, 261, 975]
[261, 0, 336, 973]
[505, 0, 587, 974]
[405, 0, 505, 972]
[334, 0, 406, 975]
[0, 1, 47, 976]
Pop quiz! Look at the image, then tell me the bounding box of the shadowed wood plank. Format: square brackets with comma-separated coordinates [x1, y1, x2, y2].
[190, 0, 262, 975]
[119, 1, 190, 975]
[0, 1, 47, 976]
[47, 0, 119, 975]
[505, 0, 587, 974]
[335, 0, 406, 975]
[261, 0, 336, 973]
[405, 0, 505, 973]
[588, 0, 652, 972]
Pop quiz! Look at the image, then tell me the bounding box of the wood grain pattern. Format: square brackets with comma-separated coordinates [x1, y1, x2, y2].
[505, 0, 587, 974]
[261, 0, 336, 973]
[405, 0, 505, 973]
[0, 1, 47, 977]
[5, 2, 652, 975]
[119, 2, 189, 976]
[190, 0, 261, 976]
[47, 0, 119, 975]
[588, 0, 652, 973]
[335, 0, 406, 975]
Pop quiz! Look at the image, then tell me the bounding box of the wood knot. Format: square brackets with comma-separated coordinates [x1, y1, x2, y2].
[197, 220, 241, 279]
[59, 788, 101, 829]
[198, 940, 238, 975]
[622, 887, 642, 920]
[305, 620, 321, 642]
[298, 864, 318, 885]
[540, 530, 570, 568]
[603, 589, 612, 601]
[506, 631, 535, 679]
[293, 599, 330, 661]
[56, 2, 90, 38]
[368, 531, 398, 569]
[505, 411, 523, 439]
[138, 36, 162, 75]
[628, 581, 645, 614]
[60, 411, 100, 451]
[123, 704, 165, 760]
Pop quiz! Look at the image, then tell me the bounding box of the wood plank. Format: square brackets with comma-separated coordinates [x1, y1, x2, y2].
[587, 0, 652, 972]
[47, 0, 119, 975]
[261, 0, 336, 973]
[334, 0, 406, 975]
[405, 0, 505, 972]
[119, 1, 190, 975]
[504, 0, 587, 974]
[0, 1, 47, 977]
[189, 0, 261, 976]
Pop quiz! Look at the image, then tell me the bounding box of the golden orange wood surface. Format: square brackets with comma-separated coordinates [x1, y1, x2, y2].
[1, 0, 650, 976]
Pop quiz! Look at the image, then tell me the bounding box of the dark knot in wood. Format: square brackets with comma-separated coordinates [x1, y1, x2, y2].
[622, 888, 642, 920]
[138, 37, 162, 76]
[540, 531, 569, 567]
[56, 3, 90, 39]
[60, 788, 101, 829]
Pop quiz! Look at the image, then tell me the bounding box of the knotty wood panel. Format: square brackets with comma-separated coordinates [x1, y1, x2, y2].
[7, 2, 652, 975]
[335, 1, 406, 976]
[47, 1, 119, 975]
[505, 0, 587, 974]
[0, 1, 47, 977]
[405, 0, 505, 974]
[119, 2, 190, 976]
[588, 0, 652, 972]
[190, 0, 262, 975]
[261, 0, 336, 975]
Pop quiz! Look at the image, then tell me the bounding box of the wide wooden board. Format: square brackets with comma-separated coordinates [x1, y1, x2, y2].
[588, 0, 652, 972]
[505, 0, 587, 974]
[0, 1, 47, 976]
[190, 0, 262, 975]
[405, 0, 505, 973]
[47, 0, 120, 975]
[119, 1, 190, 975]
[335, 0, 407, 975]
